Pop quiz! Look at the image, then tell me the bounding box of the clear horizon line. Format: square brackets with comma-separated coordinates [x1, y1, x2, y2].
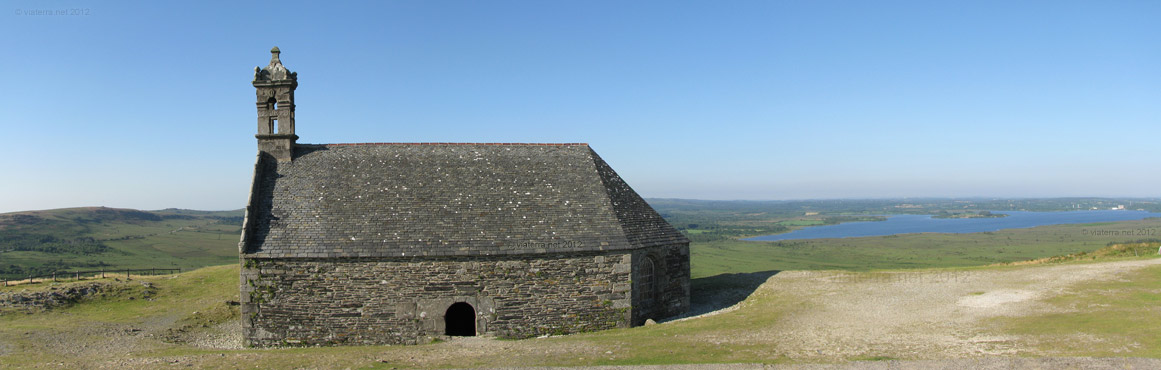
[4, 196, 1161, 215]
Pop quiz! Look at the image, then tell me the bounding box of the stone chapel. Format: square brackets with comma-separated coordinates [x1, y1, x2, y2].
[238, 47, 690, 346]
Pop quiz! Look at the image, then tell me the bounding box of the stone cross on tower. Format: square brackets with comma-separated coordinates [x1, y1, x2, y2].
[252, 47, 298, 161]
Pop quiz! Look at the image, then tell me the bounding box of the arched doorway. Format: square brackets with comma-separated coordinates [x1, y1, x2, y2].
[444, 302, 476, 336]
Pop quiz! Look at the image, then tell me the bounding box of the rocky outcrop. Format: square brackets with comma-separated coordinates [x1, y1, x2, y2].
[0, 282, 108, 310]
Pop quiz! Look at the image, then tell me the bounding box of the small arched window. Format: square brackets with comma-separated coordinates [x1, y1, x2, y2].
[640, 256, 656, 303]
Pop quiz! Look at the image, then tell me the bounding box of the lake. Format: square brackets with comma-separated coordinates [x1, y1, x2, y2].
[744, 210, 1161, 241]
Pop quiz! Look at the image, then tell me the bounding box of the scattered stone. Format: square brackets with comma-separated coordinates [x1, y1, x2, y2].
[0, 282, 108, 310]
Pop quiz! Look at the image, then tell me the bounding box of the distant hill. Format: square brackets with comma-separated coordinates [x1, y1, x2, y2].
[645, 197, 1161, 215]
[0, 207, 243, 279]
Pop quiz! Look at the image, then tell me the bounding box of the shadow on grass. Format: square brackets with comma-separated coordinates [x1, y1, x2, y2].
[670, 270, 780, 320]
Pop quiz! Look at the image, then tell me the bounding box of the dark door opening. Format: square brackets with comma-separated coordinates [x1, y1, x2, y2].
[444, 302, 476, 336]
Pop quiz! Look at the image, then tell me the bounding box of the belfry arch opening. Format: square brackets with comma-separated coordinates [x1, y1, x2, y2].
[444, 302, 476, 336]
[266, 97, 278, 134]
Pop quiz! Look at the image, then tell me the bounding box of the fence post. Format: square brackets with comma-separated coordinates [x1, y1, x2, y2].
[28, 275, 33, 284]
[152, 267, 156, 276]
[52, 272, 56, 282]
[126, 269, 130, 279]
[75, 272, 80, 280]
[101, 269, 105, 278]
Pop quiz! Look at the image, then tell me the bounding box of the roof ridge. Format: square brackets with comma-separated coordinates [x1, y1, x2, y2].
[321, 142, 589, 147]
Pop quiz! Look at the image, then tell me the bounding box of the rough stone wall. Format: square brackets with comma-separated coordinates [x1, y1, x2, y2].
[240, 251, 632, 347]
[631, 243, 691, 325]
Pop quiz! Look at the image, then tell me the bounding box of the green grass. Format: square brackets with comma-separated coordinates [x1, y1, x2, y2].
[988, 264, 1161, 357]
[690, 218, 1161, 278]
[0, 264, 238, 319]
[3, 234, 1160, 368]
[0, 265, 244, 367]
[0, 262, 794, 368]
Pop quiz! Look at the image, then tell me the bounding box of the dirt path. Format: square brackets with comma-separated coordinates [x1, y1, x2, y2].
[492, 258, 1161, 369]
[725, 258, 1161, 362]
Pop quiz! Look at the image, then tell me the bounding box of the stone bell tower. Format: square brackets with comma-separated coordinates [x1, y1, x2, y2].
[252, 47, 298, 161]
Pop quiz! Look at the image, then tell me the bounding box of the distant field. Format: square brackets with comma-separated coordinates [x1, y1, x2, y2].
[776, 219, 825, 227]
[6, 204, 1158, 283]
[0, 208, 242, 279]
[690, 218, 1161, 278]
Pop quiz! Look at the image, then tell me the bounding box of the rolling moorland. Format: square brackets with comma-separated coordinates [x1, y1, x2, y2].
[1, 198, 1160, 368]
[652, 198, 1161, 276]
[3, 198, 1158, 280]
[0, 208, 242, 280]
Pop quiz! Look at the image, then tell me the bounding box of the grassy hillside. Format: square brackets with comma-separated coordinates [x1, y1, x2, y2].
[0, 207, 242, 279]
[1, 202, 1159, 368]
[2, 255, 1158, 368]
[5, 204, 1157, 283]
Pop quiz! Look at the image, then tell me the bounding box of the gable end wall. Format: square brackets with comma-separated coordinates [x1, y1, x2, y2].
[631, 242, 691, 325]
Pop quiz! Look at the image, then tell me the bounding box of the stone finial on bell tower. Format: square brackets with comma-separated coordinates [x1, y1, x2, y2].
[252, 47, 298, 161]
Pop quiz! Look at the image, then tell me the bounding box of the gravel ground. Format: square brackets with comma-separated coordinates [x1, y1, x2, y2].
[478, 357, 1161, 369]
[744, 258, 1161, 362]
[462, 259, 1161, 370]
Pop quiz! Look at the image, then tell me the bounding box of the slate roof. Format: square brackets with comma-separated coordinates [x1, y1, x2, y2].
[241, 143, 688, 258]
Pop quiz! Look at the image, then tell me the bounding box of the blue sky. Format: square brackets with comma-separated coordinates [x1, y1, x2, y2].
[1, 1, 1158, 213]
